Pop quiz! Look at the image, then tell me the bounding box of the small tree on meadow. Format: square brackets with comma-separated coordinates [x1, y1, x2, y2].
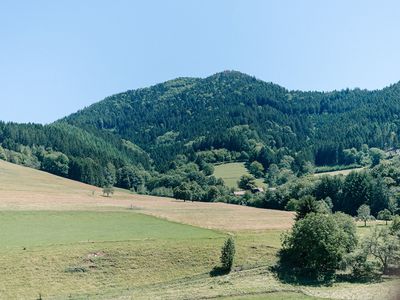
[102, 185, 114, 197]
[362, 226, 400, 274]
[391, 215, 400, 237]
[357, 204, 372, 227]
[377, 209, 392, 225]
[220, 237, 235, 272]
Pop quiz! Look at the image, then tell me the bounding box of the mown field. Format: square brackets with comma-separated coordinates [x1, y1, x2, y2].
[0, 160, 399, 299]
[313, 167, 365, 177]
[214, 162, 266, 189]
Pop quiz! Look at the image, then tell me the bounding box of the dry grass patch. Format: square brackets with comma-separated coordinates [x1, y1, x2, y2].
[0, 160, 294, 232]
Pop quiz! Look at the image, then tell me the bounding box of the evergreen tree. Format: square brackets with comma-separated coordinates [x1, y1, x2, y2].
[220, 237, 235, 272]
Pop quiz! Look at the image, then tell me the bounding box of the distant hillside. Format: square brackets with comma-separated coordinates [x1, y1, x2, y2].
[62, 71, 400, 169]
[1, 70, 400, 202]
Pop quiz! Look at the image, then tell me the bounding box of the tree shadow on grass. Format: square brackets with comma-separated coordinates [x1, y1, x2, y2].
[269, 265, 334, 287]
[270, 264, 382, 287]
[210, 266, 230, 277]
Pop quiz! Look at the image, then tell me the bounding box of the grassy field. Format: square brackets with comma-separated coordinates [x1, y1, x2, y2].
[313, 167, 364, 177]
[0, 211, 222, 248]
[214, 162, 266, 189]
[0, 160, 399, 299]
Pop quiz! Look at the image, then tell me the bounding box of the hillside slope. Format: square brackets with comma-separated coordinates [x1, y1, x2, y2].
[0, 159, 294, 231]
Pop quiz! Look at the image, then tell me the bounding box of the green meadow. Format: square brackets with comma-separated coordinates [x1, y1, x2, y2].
[0, 162, 398, 300]
[0, 211, 221, 248]
[0, 211, 283, 299]
[214, 162, 266, 189]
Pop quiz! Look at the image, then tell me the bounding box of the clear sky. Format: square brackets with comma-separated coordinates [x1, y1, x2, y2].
[1, 0, 399, 124]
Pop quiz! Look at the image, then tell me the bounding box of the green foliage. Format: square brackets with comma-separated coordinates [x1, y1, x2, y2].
[1, 71, 400, 214]
[116, 166, 145, 191]
[278, 213, 357, 282]
[201, 163, 214, 176]
[357, 204, 372, 227]
[390, 215, 400, 237]
[369, 148, 386, 167]
[248, 161, 264, 178]
[342, 249, 378, 280]
[59, 71, 400, 172]
[220, 237, 235, 271]
[0, 145, 6, 160]
[285, 199, 299, 211]
[42, 151, 69, 176]
[377, 209, 393, 225]
[295, 195, 318, 220]
[341, 172, 372, 215]
[102, 186, 114, 197]
[173, 182, 192, 201]
[238, 174, 256, 190]
[316, 200, 332, 214]
[362, 226, 400, 274]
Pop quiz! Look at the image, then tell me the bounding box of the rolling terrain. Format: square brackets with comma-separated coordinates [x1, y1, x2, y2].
[1, 159, 399, 299]
[1, 71, 400, 194]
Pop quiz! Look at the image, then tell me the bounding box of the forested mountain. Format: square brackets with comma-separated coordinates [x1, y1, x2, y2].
[1, 70, 400, 215]
[62, 71, 400, 169]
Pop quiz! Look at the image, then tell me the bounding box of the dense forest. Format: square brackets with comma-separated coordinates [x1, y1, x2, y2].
[1, 71, 400, 216]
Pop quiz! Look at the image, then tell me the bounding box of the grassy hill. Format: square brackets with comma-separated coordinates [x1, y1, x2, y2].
[214, 162, 266, 189]
[0, 160, 398, 299]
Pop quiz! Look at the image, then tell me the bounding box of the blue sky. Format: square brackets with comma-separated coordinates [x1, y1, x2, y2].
[1, 0, 399, 124]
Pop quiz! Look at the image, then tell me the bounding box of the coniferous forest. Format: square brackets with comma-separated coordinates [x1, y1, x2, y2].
[1, 70, 400, 216]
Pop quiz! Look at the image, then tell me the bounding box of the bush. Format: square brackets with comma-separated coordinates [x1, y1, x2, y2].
[150, 187, 174, 197]
[391, 215, 400, 237]
[277, 213, 357, 283]
[342, 250, 379, 280]
[362, 226, 400, 274]
[377, 209, 392, 225]
[102, 186, 114, 197]
[285, 199, 299, 211]
[220, 237, 235, 271]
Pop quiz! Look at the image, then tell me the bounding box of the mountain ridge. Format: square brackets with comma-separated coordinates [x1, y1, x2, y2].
[1, 70, 400, 200]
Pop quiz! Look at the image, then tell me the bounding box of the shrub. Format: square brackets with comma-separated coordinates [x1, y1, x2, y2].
[220, 237, 235, 271]
[342, 249, 379, 280]
[102, 186, 114, 197]
[377, 209, 392, 225]
[362, 226, 400, 274]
